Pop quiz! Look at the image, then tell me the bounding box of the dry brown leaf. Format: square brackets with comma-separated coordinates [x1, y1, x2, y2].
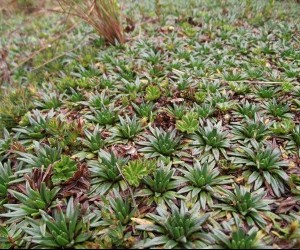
[131, 218, 154, 226]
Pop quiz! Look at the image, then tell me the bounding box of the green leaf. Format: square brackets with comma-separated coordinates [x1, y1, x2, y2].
[122, 159, 156, 187]
[176, 113, 199, 134]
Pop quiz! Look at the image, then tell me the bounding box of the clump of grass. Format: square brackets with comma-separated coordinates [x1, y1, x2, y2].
[0, 87, 33, 131]
[58, 0, 125, 45]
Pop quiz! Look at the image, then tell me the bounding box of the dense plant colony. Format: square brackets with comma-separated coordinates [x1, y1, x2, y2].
[1, 0, 300, 248]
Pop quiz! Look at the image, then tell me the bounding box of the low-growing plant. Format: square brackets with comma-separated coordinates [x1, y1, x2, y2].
[0, 161, 13, 205]
[97, 191, 136, 226]
[194, 103, 215, 119]
[14, 109, 55, 142]
[0, 223, 25, 249]
[295, 87, 300, 98]
[0, 129, 13, 160]
[145, 85, 161, 101]
[174, 161, 233, 209]
[212, 227, 270, 249]
[293, 98, 300, 110]
[122, 159, 156, 187]
[289, 174, 300, 195]
[120, 78, 143, 98]
[89, 150, 128, 195]
[256, 85, 277, 99]
[202, 81, 220, 94]
[175, 75, 193, 91]
[232, 144, 289, 196]
[216, 101, 236, 113]
[136, 202, 212, 249]
[80, 125, 106, 153]
[92, 222, 131, 248]
[44, 117, 83, 149]
[87, 105, 118, 126]
[87, 91, 111, 108]
[139, 126, 182, 158]
[52, 155, 78, 185]
[2, 0, 300, 248]
[114, 115, 143, 140]
[275, 220, 300, 246]
[232, 115, 271, 146]
[234, 102, 260, 119]
[192, 120, 230, 162]
[270, 119, 295, 135]
[1, 182, 59, 222]
[218, 159, 239, 171]
[136, 163, 180, 207]
[166, 104, 186, 120]
[68, 88, 84, 103]
[17, 141, 62, 169]
[246, 67, 264, 79]
[116, 62, 137, 81]
[176, 112, 199, 134]
[132, 102, 155, 121]
[229, 82, 251, 95]
[142, 49, 162, 65]
[280, 82, 294, 93]
[194, 92, 207, 103]
[265, 99, 292, 119]
[210, 92, 230, 107]
[34, 92, 62, 110]
[23, 197, 92, 248]
[56, 77, 78, 92]
[215, 185, 271, 228]
[0, 88, 33, 130]
[287, 125, 300, 155]
[223, 71, 245, 82]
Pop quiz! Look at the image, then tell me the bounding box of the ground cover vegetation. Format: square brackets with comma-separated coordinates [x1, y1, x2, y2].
[0, 0, 300, 248]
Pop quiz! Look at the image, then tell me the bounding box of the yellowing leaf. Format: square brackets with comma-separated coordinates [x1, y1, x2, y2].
[131, 218, 154, 226]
